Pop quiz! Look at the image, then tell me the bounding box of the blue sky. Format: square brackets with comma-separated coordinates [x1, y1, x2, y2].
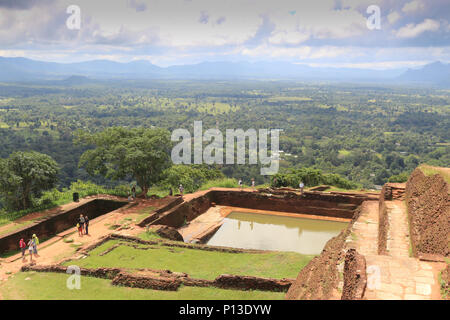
[0, 0, 449, 68]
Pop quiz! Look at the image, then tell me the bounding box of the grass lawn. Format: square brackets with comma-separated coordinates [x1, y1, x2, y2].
[0, 219, 40, 237]
[320, 186, 376, 193]
[62, 239, 312, 280]
[0, 272, 284, 300]
[119, 206, 156, 226]
[419, 165, 450, 184]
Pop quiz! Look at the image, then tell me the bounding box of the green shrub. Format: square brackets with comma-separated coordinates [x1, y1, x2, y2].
[160, 165, 224, 193]
[270, 168, 358, 189]
[387, 172, 409, 183]
[199, 178, 240, 190]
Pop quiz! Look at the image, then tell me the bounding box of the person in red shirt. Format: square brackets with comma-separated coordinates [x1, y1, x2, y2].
[19, 238, 26, 259]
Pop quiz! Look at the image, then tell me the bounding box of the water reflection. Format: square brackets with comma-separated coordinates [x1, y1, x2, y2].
[207, 212, 348, 255]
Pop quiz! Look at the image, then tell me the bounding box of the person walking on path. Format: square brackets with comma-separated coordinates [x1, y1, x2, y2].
[299, 181, 305, 196]
[238, 179, 243, 190]
[179, 184, 184, 196]
[251, 178, 255, 191]
[84, 215, 90, 235]
[27, 238, 34, 262]
[19, 238, 27, 260]
[131, 185, 136, 200]
[32, 234, 39, 257]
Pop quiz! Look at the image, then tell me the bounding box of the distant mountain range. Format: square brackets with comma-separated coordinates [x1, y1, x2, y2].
[397, 61, 450, 85]
[0, 57, 448, 86]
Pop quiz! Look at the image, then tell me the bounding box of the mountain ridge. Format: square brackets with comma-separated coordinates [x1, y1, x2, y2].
[0, 56, 447, 85]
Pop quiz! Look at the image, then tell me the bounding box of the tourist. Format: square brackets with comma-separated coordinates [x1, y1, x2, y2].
[179, 184, 184, 195]
[131, 185, 136, 199]
[79, 214, 85, 233]
[27, 238, 34, 262]
[32, 234, 39, 256]
[84, 215, 90, 235]
[169, 188, 173, 196]
[77, 222, 83, 237]
[299, 181, 305, 196]
[251, 178, 255, 190]
[238, 179, 243, 190]
[19, 238, 26, 259]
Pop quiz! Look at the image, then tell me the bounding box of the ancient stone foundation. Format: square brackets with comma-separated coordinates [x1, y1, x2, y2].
[21, 264, 295, 292]
[149, 189, 376, 229]
[405, 169, 449, 257]
[341, 249, 367, 300]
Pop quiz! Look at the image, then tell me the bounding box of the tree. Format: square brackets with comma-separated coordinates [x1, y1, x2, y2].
[77, 127, 172, 196]
[161, 164, 224, 193]
[387, 172, 409, 183]
[0, 151, 59, 210]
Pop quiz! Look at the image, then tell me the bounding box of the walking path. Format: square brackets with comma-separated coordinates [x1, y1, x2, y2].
[0, 198, 159, 285]
[0, 196, 117, 237]
[349, 200, 444, 300]
[385, 201, 410, 258]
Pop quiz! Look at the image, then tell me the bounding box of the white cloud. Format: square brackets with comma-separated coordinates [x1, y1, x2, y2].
[269, 31, 310, 45]
[0, 0, 448, 67]
[387, 11, 401, 25]
[395, 19, 440, 38]
[401, 0, 425, 13]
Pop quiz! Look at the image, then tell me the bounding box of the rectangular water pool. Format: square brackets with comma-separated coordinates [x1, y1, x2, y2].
[207, 211, 348, 255]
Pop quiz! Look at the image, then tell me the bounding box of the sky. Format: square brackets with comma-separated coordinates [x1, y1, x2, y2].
[0, 0, 449, 68]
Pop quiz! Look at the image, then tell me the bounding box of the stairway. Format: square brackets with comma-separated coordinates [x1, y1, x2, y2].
[349, 200, 440, 300]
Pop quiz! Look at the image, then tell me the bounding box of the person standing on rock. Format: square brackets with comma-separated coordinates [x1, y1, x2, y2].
[179, 184, 184, 196]
[299, 181, 305, 196]
[251, 178, 255, 191]
[84, 215, 89, 235]
[238, 179, 243, 190]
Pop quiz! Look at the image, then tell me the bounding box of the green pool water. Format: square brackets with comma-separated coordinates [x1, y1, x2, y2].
[207, 211, 348, 255]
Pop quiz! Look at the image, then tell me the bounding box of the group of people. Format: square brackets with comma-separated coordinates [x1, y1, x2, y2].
[18, 214, 90, 263]
[19, 234, 39, 262]
[168, 184, 184, 196]
[238, 178, 256, 190]
[76, 214, 89, 237]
